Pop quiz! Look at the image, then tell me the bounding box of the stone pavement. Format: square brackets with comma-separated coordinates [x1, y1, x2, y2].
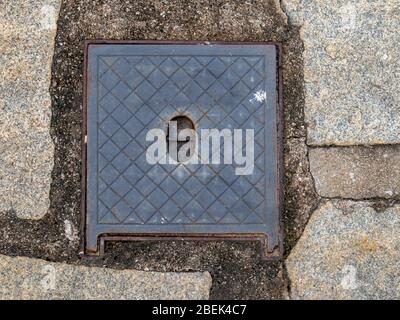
[287, 201, 400, 300]
[0, 254, 211, 299]
[0, 0, 399, 299]
[282, 0, 400, 145]
[310, 146, 400, 199]
[282, 0, 400, 299]
[0, 0, 59, 219]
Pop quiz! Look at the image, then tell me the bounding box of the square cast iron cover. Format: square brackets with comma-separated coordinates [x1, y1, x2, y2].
[83, 41, 283, 259]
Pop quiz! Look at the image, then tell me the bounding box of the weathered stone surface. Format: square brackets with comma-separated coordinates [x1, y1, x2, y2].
[282, 0, 400, 145]
[0, 254, 211, 299]
[287, 200, 400, 300]
[310, 146, 400, 199]
[284, 138, 320, 251]
[0, 0, 60, 218]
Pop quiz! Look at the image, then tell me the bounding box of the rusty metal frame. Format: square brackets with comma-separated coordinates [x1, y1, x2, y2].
[81, 40, 284, 260]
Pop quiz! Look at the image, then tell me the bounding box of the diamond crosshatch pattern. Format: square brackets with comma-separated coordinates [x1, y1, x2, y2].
[85, 43, 281, 256]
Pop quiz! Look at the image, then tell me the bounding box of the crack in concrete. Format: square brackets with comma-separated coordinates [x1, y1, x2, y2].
[307, 143, 400, 149]
[273, 0, 288, 24]
[282, 260, 292, 299]
[322, 197, 400, 206]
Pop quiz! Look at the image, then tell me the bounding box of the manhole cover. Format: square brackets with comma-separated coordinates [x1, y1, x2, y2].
[83, 41, 283, 258]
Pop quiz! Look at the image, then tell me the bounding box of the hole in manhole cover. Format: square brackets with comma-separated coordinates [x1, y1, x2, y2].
[83, 41, 283, 259]
[167, 115, 196, 162]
